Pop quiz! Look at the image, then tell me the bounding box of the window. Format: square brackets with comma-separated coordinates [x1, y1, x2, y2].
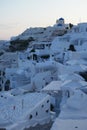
[2, 80, 3, 84]
[36, 112, 38, 116]
[3, 72, 5, 76]
[45, 82, 48, 85]
[42, 104, 44, 108]
[46, 109, 49, 113]
[47, 100, 49, 103]
[29, 114, 32, 119]
[66, 91, 70, 97]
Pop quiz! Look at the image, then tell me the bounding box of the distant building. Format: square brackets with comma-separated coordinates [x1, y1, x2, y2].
[56, 18, 65, 25]
[72, 23, 87, 33]
[53, 18, 67, 36]
[29, 41, 51, 61]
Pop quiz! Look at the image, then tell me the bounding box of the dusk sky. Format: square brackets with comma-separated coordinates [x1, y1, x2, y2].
[0, 0, 87, 40]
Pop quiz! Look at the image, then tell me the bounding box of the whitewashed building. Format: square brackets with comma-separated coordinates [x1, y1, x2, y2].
[0, 92, 51, 130]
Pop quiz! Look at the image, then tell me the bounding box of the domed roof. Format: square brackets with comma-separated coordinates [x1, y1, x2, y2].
[59, 17, 64, 20]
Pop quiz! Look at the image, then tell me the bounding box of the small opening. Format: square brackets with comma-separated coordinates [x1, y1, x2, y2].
[36, 112, 38, 116]
[45, 82, 48, 85]
[47, 100, 49, 103]
[50, 104, 54, 111]
[42, 104, 44, 108]
[46, 109, 49, 113]
[3, 72, 5, 76]
[29, 114, 32, 119]
[51, 77, 53, 80]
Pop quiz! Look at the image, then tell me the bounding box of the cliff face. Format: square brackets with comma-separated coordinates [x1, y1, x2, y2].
[9, 37, 34, 51]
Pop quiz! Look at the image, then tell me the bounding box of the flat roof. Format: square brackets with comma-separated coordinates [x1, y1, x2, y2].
[51, 118, 87, 130]
[43, 81, 62, 91]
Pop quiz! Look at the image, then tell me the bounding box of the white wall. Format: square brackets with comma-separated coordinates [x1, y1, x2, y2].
[27, 95, 51, 127]
[32, 71, 52, 90]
